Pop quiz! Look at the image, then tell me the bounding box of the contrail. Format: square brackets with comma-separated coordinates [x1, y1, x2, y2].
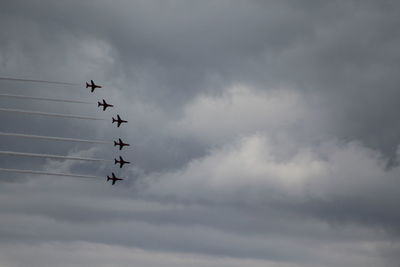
[0, 77, 79, 86]
[0, 151, 112, 162]
[0, 132, 108, 144]
[0, 108, 106, 121]
[0, 167, 102, 179]
[0, 93, 92, 104]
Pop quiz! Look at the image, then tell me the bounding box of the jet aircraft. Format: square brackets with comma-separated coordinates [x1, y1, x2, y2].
[98, 99, 114, 111]
[107, 172, 123, 185]
[112, 114, 128, 127]
[86, 80, 102, 92]
[115, 156, 130, 168]
[114, 138, 130, 150]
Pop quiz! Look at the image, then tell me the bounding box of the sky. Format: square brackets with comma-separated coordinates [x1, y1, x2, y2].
[0, 1, 400, 266]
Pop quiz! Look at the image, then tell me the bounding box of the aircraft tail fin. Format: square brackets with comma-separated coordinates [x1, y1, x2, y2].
[98, 101, 101, 107]
[86, 82, 89, 88]
[114, 141, 117, 146]
[107, 176, 111, 181]
[114, 158, 118, 165]
[112, 117, 116, 123]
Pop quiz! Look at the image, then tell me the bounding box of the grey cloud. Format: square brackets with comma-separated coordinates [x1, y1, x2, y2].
[1, 1, 400, 266]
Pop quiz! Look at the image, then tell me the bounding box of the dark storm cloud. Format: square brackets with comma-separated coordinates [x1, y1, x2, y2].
[5, 0, 397, 158]
[2, 0, 400, 155]
[1, 1, 400, 266]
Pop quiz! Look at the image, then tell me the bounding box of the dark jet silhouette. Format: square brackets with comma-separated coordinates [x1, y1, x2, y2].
[86, 80, 102, 92]
[115, 156, 130, 168]
[98, 99, 114, 111]
[114, 138, 130, 150]
[107, 172, 123, 185]
[112, 114, 128, 127]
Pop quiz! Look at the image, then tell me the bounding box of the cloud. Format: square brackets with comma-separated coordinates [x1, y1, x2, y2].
[173, 85, 319, 144]
[0, 241, 303, 267]
[1, 1, 400, 266]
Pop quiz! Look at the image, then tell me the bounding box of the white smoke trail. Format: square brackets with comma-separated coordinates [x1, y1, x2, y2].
[0, 108, 106, 121]
[0, 93, 92, 104]
[0, 132, 108, 144]
[0, 77, 78, 85]
[0, 167, 102, 179]
[0, 151, 111, 162]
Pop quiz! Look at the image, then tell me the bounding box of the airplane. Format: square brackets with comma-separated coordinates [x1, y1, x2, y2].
[107, 172, 124, 185]
[114, 138, 130, 150]
[98, 99, 114, 111]
[115, 156, 131, 168]
[86, 80, 102, 92]
[112, 114, 128, 127]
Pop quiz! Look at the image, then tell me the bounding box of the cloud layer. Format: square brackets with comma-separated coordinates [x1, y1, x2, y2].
[1, 1, 400, 266]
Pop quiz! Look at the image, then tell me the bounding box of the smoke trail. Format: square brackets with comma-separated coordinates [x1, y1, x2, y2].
[0, 132, 108, 144]
[0, 108, 106, 121]
[0, 167, 101, 179]
[0, 94, 92, 104]
[0, 77, 79, 86]
[0, 151, 111, 162]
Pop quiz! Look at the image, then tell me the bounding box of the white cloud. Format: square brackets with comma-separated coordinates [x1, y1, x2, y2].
[173, 85, 320, 145]
[146, 134, 328, 203]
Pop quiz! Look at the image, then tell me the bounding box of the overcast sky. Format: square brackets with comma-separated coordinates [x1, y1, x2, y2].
[0, 1, 400, 266]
